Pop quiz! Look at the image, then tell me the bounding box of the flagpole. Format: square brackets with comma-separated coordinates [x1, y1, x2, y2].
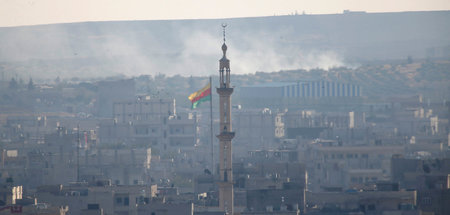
[209, 76, 214, 175]
[77, 124, 80, 183]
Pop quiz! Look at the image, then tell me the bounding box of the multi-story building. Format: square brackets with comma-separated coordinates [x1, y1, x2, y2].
[391, 156, 450, 215]
[241, 81, 361, 99]
[112, 96, 175, 123]
[304, 140, 405, 191]
[306, 189, 417, 214]
[98, 96, 197, 152]
[36, 182, 157, 215]
[232, 108, 284, 154]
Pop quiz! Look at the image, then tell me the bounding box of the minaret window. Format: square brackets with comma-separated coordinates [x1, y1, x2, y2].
[223, 145, 228, 168]
[223, 103, 228, 123]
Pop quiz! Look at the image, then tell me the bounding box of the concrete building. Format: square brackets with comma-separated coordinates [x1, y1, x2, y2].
[391, 156, 450, 189]
[305, 141, 405, 191]
[233, 108, 284, 154]
[113, 96, 175, 123]
[306, 190, 417, 214]
[391, 156, 450, 215]
[246, 185, 303, 214]
[239, 81, 362, 109]
[35, 183, 157, 215]
[137, 202, 194, 215]
[98, 96, 197, 153]
[0, 126, 152, 188]
[241, 81, 361, 99]
[0, 184, 22, 205]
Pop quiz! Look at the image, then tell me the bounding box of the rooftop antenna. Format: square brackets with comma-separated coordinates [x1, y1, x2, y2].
[221, 23, 227, 43]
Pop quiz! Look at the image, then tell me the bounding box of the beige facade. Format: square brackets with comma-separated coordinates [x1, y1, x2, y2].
[306, 190, 417, 213]
[99, 96, 198, 152]
[113, 97, 175, 123]
[36, 183, 157, 215]
[305, 142, 405, 191]
[233, 108, 284, 154]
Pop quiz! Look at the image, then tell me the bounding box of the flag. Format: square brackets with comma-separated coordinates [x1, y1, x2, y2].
[188, 83, 211, 109]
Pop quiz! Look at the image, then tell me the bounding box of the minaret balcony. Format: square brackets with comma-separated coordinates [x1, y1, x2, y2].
[216, 132, 235, 141]
[216, 87, 234, 95]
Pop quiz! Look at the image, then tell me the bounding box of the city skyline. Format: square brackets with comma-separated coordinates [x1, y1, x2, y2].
[0, 2, 449, 214]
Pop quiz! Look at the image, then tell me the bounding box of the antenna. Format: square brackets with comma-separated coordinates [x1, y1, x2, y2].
[221, 23, 227, 43]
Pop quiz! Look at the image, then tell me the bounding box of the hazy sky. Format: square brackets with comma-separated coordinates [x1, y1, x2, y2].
[1, 0, 449, 27]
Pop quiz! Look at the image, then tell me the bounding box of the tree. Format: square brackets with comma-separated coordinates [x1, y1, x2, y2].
[8, 78, 18, 89]
[407, 55, 413, 64]
[27, 78, 35, 90]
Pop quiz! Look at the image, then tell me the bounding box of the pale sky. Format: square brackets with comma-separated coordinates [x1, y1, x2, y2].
[0, 0, 449, 27]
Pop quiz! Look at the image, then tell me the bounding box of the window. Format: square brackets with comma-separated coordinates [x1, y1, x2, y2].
[124, 197, 129, 206]
[116, 197, 122, 204]
[421, 197, 431, 205]
[135, 127, 149, 135]
[359, 204, 366, 212]
[368, 204, 375, 211]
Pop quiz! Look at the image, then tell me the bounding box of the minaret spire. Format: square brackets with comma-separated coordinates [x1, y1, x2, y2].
[221, 23, 228, 58]
[217, 24, 234, 214]
[219, 23, 230, 89]
[222, 23, 227, 43]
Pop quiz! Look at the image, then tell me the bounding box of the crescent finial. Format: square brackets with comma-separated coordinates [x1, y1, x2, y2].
[221, 23, 227, 43]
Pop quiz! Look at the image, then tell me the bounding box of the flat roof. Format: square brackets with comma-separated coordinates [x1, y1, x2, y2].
[242, 82, 298, 88]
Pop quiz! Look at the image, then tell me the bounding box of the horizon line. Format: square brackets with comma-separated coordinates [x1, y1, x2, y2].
[1, 9, 449, 28]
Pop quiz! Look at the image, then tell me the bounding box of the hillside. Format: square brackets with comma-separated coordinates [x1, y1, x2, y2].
[0, 11, 449, 79]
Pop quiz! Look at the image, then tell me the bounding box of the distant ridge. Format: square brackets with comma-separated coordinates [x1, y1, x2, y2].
[0, 11, 449, 78]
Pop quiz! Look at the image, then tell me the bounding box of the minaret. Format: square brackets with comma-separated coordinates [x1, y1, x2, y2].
[217, 24, 234, 214]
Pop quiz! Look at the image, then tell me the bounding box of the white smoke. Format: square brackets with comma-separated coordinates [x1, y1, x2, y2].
[0, 21, 352, 80]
